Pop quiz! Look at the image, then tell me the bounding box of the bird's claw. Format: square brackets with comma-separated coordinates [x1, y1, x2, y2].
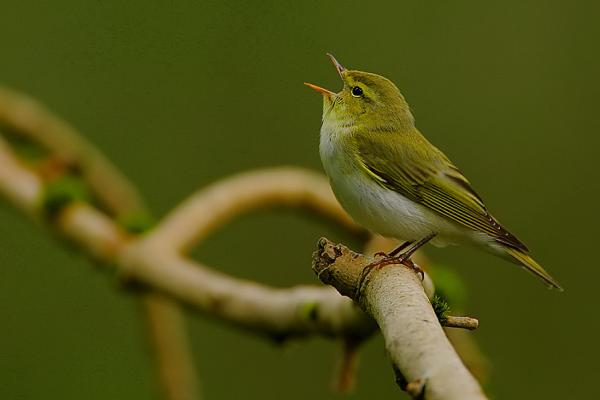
[356, 253, 424, 298]
[365, 254, 408, 270]
[403, 259, 425, 281]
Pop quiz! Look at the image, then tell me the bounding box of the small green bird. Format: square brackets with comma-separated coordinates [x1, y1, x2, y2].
[305, 54, 562, 290]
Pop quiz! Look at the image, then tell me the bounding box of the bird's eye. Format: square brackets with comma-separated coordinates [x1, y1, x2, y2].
[351, 86, 363, 97]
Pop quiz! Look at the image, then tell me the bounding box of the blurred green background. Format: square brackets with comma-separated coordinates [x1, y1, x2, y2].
[1, 1, 598, 398]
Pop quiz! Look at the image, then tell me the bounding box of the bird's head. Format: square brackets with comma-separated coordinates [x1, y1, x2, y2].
[305, 54, 414, 131]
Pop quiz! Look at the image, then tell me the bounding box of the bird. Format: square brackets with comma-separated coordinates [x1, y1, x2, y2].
[305, 54, 562, 290]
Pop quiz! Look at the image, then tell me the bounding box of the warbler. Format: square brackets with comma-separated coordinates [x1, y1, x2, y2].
[305, 54, 562, 290]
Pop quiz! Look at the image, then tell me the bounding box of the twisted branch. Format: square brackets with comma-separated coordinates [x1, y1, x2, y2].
[0, 87, 199, 400]
[0, 138, 375, 340]
[0, 86, 488, 398]
[145, 168, 363, 253]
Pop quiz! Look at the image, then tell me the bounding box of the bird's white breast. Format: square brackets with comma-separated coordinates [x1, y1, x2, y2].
[319, 123, 461, 244]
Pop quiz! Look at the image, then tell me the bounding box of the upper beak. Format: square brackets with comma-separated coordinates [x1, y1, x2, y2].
[304, 53, 346, 97]
[327, 53, 346, 77]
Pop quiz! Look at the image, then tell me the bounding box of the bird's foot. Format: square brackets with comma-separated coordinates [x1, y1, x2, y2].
[356, 253, 424, 298]
[356, 235, 435, 298]
[366, 252, 412, 269]
[365, 254, 423, 276]
[402, 258, 425, 281]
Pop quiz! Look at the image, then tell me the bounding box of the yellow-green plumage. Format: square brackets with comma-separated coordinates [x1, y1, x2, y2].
[306, 55, 562, 290]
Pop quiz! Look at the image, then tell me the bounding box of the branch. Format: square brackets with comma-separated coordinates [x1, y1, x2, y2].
[0, 86, 490, 397]
[121, 248, 376, 340]
[445, 316, 479, 330]
[0, 140, 375, 341]
[313, 238, 486, 400]
[143, 293, 201, 400]
[362, 235, 488, 378]
[119, 167, 375, 339]
[146, 167, 363, 253]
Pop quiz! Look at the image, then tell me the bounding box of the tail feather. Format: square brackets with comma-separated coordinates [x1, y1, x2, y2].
[505, 248, 563, 291]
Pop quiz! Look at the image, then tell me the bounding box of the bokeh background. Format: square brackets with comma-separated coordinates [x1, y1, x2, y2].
[1, 1, 598, 399]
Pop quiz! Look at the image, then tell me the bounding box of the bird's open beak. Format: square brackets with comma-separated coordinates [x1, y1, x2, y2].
[304, 53, 346, 97]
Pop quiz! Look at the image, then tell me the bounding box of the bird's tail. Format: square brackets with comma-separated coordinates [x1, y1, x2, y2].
[505, 247, 563, 291]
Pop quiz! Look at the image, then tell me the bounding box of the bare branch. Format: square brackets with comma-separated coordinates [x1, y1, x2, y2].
[143, 293, 201, 400]
[0, 139, 375, 341]
[313, 238, 487, 400]
[445, 316, 479, 330]
[0, 137, 40, 214]
[120, 247, 376, 340]
[333, 338, 361, 393]
[362, 235, 489, 380]
[147, 167, 363, 253]
[118, 167, 374, 338]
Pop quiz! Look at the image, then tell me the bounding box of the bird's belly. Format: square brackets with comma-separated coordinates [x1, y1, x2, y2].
[329, 171, 437, 241]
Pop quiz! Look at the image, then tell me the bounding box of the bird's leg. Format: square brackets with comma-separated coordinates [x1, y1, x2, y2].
[374, 240, 413, 258]
[357, 233, 436, 295]
[394, 233, 436, 263]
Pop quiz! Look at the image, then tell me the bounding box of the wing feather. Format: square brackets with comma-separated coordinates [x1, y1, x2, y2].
[356, 132, 528, 251]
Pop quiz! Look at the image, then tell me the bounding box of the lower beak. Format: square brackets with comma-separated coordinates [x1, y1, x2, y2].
[304, 82, 335, 97]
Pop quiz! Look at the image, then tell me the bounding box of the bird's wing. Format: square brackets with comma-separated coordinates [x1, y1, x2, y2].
[355, 132, 528, 251]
